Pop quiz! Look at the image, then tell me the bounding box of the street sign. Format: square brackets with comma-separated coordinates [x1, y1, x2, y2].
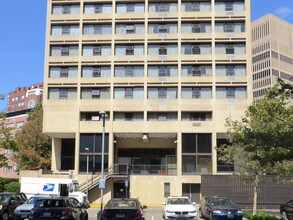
[125, 180, 128, 188]
[99, 177, 106, 189]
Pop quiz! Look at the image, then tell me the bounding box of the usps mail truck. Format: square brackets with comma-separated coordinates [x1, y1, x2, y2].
[20, 177, 87, 203]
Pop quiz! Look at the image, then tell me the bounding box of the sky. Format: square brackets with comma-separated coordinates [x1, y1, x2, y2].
[0, 0, 293, 111]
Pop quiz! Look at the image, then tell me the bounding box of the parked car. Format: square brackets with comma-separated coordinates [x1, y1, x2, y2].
[29, 197, 88, 220]
[14, 195, 51, 220]
[280, 199, 293, 220]
[100, 198, 147, 220]
[0, 192, 27, 220]
[199, 196, 243, 220]
[162, 196, 197, 219]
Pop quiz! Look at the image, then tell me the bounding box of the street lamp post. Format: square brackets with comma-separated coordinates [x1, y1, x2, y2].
[99, 111, 107, 212]
[85, 147, 89, 201]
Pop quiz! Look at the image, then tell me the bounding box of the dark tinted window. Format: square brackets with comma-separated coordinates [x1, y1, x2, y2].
[106, 199, 139, 208]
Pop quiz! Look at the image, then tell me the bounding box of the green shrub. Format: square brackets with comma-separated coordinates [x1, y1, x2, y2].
[243, 210, 279, 220]
[244, 210, 254, 219]
[5, 181, 20, 192]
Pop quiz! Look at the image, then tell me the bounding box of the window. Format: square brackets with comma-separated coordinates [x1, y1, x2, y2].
[125, 113, 133, 121]
[159, 45, 167, 55]
[63, 5, 71, 14]
[225, 2, 233, 11]
[126, 25, 135, 34]
[226, 66, 235, 76]
[95, 5, 103, 13]
[192, 24, 200, 33]
[93, 46, 101, 55]
[192, 45, 200, 54]
[192, 3, 200, 11]
[158, 113, 167, 121]
[226, 44, 234, 54]
[191, 113, 206, 121]
[192, 88, 201, 98]
[225, 23, 234, 32]
[158, 88, 167, 98]
[159, 24, 168, 33]
[126, 4, 135, 12]
[94, 25, 102, 34]
[61, 26, 70, 35]
[126, 46, 134, 55]
[226, 88, 235, 98]
[61, 47, 69, 56]
[60, 68, 68, 77]
[159, 4, 168, 12]
[159, 67, 167, 77]
[92, 89, 100, 99]
[125, 88, 133, 99]
[192, 66, 201, 76]
[125, 67, 133, 76]
[93, 68, 101, 77]
[59, 89, 68, 99]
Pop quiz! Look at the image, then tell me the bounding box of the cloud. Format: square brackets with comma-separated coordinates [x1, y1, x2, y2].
[274, 7, 293, 19]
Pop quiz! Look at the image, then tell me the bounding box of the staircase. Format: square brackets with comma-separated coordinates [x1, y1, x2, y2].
[79, 164, 129, 193]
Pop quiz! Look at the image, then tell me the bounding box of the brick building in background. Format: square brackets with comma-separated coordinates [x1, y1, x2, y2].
[0, 82, 43, 178]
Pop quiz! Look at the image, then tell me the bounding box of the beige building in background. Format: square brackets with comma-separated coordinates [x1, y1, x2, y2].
[41, 0, 252, 206]
[252, 14, 293, 99]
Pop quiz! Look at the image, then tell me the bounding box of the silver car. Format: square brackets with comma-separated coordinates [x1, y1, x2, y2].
[14, 195, 50, 220]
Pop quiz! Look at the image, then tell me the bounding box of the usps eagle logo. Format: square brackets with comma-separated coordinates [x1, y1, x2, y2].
[43, 183, 55, 192]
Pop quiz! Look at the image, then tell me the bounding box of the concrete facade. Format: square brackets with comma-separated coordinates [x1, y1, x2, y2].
[252, 14, 293, 99]
[43, 0, 252, 206]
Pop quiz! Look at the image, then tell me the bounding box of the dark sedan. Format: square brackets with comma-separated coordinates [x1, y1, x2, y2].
[29, 197, 88, 220]
[100, 198, 147, 220]
[199, 196, 243, 220]
[280, 199, 293, 220]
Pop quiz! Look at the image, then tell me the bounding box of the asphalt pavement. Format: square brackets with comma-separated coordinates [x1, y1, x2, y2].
[87, 207, 280, 220]
[87, 208, 200, 220]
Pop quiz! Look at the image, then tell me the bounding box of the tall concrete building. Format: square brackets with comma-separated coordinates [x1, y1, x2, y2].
[43, 0, 252, 205]
[252, 14, 293, 99]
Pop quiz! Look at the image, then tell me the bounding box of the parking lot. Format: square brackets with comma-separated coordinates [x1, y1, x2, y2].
[87, 208, 203, 220]
[87, 207, 280, 220]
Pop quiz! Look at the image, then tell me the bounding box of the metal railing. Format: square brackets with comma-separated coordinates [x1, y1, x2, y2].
[129, 164, 177, 175]
[79, 163, 177, 192]
[79, 164, 129, 192]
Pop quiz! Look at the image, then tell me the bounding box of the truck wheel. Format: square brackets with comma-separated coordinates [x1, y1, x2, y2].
[2, 212, 9, 220]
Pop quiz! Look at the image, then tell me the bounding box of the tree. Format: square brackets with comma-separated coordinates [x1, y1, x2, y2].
[216, 79, 293, 214]
[0, 112, 18, 167]
[14, 104, 52, 170]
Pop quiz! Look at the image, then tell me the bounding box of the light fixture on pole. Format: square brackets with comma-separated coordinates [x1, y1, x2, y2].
[99, 111, 107, 212]
[85, 147, 89, 201]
